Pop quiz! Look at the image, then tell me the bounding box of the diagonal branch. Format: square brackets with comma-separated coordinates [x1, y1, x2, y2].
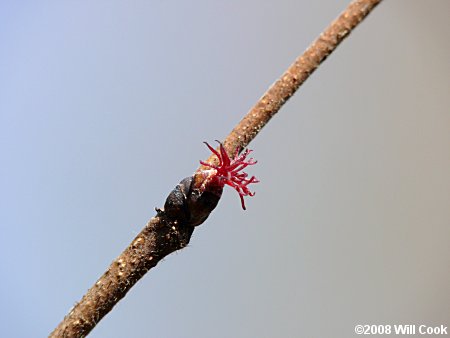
[49, 0, 382, 337]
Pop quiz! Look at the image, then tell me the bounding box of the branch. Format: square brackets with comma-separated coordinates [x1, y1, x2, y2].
[49, 0, 382, 336]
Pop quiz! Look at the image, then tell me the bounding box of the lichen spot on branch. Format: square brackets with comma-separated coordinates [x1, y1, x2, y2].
[199, 140, 259, 210]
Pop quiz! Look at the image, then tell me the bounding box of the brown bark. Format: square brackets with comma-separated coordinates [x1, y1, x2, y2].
[50, 1, 382, 336]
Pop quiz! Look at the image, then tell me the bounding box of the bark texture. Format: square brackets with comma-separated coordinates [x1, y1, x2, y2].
[50, 1, 382, 336]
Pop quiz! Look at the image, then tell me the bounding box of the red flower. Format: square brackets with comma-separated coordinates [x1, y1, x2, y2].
[200, 141, 259, 210]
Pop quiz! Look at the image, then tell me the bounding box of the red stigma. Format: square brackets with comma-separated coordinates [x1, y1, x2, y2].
[200, 141, 259, 210]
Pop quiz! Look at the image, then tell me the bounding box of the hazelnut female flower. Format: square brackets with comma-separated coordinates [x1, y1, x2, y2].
[200, 141, 259, 210]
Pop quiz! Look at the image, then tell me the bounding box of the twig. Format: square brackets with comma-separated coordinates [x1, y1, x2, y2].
[49, 0, 382, 336]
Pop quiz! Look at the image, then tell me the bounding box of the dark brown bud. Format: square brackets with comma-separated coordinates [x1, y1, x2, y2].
[163, 174, 223, 227]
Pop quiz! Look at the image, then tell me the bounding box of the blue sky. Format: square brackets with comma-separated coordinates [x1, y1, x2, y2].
[1, 1, 449, 337]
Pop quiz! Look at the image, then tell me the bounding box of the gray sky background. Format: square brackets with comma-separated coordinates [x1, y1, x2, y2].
[1, 1, 449, 337]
